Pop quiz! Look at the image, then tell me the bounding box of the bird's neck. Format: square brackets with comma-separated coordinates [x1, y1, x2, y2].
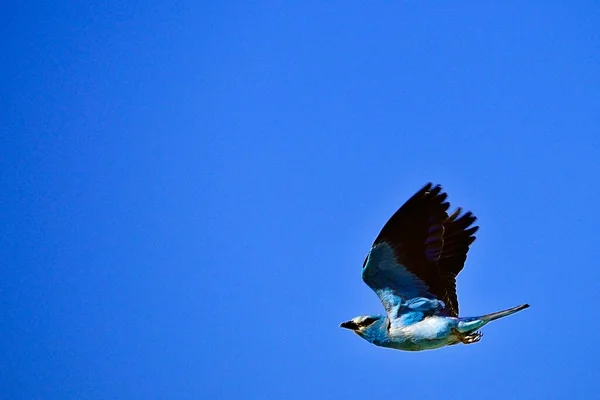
[358, 316, 392, 346]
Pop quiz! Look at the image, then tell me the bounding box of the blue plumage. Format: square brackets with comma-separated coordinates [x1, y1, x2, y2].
[340, 183, 529, 351]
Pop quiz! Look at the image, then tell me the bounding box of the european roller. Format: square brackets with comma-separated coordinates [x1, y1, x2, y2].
[340, 183, 529, 351]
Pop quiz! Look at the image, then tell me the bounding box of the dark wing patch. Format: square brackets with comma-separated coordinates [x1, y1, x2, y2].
[437, 209, 478, 316]
[369, 183, 448, 303]
[366, 183, 478, 317]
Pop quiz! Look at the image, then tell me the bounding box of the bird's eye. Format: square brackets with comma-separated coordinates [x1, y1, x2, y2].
[361, 317, 377, 326]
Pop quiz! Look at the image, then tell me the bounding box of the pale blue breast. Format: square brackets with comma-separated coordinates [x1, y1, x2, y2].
[386, 316, 459, 351]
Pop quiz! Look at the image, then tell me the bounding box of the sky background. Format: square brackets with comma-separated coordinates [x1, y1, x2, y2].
[2, 2, 600, 399]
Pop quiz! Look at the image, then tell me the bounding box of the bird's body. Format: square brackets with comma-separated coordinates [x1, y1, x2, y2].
[340, 183, 529, 351]
[352, 314, 457, 351]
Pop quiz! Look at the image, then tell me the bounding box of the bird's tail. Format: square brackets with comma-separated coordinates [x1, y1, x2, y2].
[478, 304, 530, 322]
[457, 304, 529, 333]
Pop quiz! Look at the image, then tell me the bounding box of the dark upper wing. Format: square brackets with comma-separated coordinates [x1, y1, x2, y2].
[436, 208, 478, 316]
[362, 183, 478, 317]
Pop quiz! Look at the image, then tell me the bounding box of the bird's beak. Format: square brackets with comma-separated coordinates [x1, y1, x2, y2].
[340, 320, 358, 330]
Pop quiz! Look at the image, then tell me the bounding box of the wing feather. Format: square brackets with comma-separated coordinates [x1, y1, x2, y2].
[361, 183, 478, 317]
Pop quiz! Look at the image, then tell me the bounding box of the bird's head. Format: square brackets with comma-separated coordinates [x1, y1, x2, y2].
[340, 315, 384, 337]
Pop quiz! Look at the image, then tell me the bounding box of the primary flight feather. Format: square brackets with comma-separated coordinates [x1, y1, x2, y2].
[340, 183, 529, 351]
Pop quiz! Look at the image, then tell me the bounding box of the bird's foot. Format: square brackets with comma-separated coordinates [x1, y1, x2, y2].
[452, 329, 483, 345]
[462, 331, 483, 344]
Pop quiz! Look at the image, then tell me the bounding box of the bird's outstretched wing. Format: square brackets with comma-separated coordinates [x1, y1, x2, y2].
[362, 183, 478, 318]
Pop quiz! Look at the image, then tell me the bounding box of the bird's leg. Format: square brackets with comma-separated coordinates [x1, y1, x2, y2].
[452, 328, 483, 344]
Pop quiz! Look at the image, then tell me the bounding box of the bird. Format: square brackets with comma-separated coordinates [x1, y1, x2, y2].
[340, 182, 529, 351]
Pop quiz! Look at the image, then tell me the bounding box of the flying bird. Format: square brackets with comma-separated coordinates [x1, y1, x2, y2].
[340, 183, 529, 351]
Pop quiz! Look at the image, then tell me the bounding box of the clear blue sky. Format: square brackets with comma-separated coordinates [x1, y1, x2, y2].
[2, 2, 599, 399]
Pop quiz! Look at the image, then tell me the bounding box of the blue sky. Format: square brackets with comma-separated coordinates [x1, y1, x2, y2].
[2, 2, 600, 399]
